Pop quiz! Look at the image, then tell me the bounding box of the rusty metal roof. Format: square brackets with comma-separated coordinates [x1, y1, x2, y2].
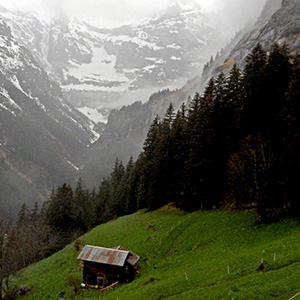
[77, 245, 129, 267]
[113, 245, 140, 266]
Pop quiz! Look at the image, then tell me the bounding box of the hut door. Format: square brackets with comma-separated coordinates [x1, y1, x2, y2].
[97, 276, 105, 288]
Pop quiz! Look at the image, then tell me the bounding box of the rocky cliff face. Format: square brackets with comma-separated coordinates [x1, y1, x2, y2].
[0, 20, 98, 218]
[200, 0, 300, 87]
[256, 0, 282, 26]
[193, 0, 298, 114]
[229, 0, 299, 66]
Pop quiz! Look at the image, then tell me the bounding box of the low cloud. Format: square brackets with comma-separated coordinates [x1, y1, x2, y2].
[2, 0, 267, 32]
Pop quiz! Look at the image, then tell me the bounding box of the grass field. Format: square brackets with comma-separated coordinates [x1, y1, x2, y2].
[13, 206, 300, 299]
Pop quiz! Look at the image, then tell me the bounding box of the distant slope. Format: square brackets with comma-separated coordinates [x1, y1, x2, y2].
[0, 20, 98, 218]
[14, 207, 300, 299]
[80, 86, 194, 187]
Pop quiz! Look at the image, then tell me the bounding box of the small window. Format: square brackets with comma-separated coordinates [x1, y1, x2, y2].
[86, 275, 97, 286]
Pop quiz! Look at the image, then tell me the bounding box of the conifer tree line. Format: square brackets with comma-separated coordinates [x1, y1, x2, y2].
[93, 42, 300, 223]
[1, 43, 300, 292]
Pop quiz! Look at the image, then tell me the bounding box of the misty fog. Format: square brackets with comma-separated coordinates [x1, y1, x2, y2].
[3, 0, 266, 37]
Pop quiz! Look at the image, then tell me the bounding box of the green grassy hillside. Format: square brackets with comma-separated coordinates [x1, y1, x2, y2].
[13, 206, 300, 299]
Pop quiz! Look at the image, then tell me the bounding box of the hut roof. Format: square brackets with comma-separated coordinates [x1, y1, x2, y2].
[77, 245, 129, 267]
[113, 245, 140, 266]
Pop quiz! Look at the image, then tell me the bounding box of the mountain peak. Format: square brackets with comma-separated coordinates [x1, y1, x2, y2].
[173, 0, 202, 9]
[52, 12, 72, 26]
[166, 0, 202, 15]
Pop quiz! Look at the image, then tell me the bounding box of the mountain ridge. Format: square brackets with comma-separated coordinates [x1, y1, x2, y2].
[0, 19, 99, 218]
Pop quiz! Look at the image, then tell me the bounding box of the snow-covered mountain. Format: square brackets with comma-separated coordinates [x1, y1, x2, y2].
[0, 19, 99, 218]
[0, 1, 226, 121]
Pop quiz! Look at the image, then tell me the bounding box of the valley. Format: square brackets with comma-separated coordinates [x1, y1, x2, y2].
[1, 0, 300, 298]
[0, 0, 298, 217]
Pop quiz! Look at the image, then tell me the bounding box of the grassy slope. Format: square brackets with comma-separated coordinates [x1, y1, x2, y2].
[14, 207, 300, 299]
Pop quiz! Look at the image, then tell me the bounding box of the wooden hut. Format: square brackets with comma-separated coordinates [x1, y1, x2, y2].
[77, 245, 140, 288]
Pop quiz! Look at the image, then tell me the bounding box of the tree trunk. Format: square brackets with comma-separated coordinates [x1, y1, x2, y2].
[0, 277, 3, 300]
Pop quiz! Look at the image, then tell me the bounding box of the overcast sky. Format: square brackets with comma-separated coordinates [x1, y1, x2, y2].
[2, 0, 266, 32]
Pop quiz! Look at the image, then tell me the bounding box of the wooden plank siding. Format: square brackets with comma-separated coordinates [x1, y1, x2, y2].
[78, 245, 139, 288]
